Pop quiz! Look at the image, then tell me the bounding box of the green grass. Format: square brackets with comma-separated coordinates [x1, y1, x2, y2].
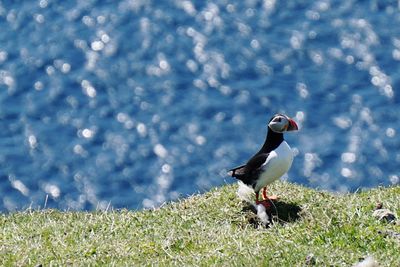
[1, 181, 399, 266]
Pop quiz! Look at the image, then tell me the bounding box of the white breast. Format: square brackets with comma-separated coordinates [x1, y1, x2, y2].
[254, 141, 294, 192]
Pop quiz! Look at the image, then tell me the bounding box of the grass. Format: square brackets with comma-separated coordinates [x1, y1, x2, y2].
[1, 181, 399, 266]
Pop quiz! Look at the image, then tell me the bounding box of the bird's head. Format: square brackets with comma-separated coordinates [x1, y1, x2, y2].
[268, 114, 298, 133]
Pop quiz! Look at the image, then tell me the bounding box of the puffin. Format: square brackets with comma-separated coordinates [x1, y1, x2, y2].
[227, 114, 298, 209]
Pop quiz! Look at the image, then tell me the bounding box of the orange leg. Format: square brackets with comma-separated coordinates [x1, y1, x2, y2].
[262, 187, 279, 201]
[255, 187, 279, 210]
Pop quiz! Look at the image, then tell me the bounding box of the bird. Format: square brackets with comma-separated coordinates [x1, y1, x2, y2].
[227, 113, 298, 210]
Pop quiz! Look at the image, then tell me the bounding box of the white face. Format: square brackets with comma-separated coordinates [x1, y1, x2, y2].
[268, 114, 290, 133]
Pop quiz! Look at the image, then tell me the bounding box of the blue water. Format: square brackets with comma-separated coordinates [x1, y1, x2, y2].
[1, 0, 399, 212]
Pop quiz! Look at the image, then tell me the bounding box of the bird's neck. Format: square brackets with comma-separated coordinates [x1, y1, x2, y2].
[258, 128, 284, 154]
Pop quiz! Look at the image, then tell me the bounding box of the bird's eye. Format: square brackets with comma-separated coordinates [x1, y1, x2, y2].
[274, 117, 282, 122]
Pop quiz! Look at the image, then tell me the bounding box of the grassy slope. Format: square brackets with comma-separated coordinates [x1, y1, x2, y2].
[1, 181, 399, 266]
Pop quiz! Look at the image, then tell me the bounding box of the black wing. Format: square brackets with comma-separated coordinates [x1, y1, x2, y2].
[227, 153, 270, 186]
[227, 164, 246, 177]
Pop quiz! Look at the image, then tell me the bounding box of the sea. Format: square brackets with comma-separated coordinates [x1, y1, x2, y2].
[1, 0, 399, 212]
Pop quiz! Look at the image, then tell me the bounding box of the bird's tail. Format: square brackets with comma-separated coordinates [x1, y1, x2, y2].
[236, 181, 255, 203]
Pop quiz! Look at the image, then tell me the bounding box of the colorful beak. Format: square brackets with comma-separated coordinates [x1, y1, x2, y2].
[287, 118, 298, 131]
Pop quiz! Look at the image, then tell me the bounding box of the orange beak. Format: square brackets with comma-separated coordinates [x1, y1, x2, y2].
[287, 118, 298, 131]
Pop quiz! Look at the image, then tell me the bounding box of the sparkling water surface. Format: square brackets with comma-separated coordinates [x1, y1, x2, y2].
[1, 0, 399, 211]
